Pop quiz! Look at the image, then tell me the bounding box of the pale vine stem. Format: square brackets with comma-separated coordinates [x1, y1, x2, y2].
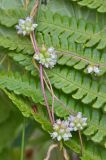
[43, 69, 75, 115]
[30, 0, 84, 156]
[30, 32, 53, 124]
[63, 148, 69, 160]
[30, 1, 53, 124]
[78, 130, 83, 156]
[32, 58, 75, 116]
[20, 118, 25, 160]
[44, 144, 58, 160]
[43, 70, 84, 157]
[32, 42, 84, 159]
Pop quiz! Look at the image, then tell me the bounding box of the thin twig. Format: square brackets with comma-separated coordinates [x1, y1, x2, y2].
[30, 32, 39, 53]
[43, 70, 75, 115]
[30, 0, 39, 18]
[20, 118, 25, 160]
[43, 70, 55, 123]
[40, 65, 53, 124]
[32, 59, 76, 116]
[78, 130, 83, 156]
[30, 31, 53, 124]
[44, 144, 58, 160]
[63, 148, 69, 160]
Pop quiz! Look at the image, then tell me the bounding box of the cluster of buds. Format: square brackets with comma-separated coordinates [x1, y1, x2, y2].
[34, 46, 57, 68]
[68, 112, 87, 131]
[87, 65, 100, 74]
[16, 17, 38, 35]
[51, 112, 87, 141]
[51, 119, 72, 141]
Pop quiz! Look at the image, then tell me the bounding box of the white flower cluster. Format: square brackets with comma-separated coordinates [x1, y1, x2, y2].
[51, 112, 87, 141]
[87, 65, 100, 74]
[34, 47, 57, 68]
[51, 119, 72, 141]
[16, 17, 38, 35]
[68, 112, 87, 131]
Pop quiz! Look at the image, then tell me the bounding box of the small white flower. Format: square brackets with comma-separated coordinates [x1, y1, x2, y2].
[16, 17, 38, 36]
[51, 119, 72, 141]
[48, 47, 55, 53]
[87, 65, 94, 73]
[34, 47, 57, 68]
[68, 112, 87, 131]
[87, 65, 100, 75]
[93, 66, 100, 74]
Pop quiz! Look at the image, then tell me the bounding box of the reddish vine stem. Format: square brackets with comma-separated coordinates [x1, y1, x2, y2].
[30, 32, 53, 124]
[40, 65, 53, 124]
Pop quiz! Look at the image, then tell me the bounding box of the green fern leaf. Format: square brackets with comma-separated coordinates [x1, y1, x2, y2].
[37, 9, 106, 50]
[71, 0, 106, 13]
[47, 66, 106, 108]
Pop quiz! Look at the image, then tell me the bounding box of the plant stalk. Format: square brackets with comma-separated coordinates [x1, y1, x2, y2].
[20, 118, 25, 160]
[78, 130, 83, 156]
[30, 32, 53, 124]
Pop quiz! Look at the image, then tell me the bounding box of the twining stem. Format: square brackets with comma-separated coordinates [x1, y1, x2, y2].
[40, 65, 53, 124]
[20, 118, 25, 160]
[43, 70, 55, 122]
[32, 58, 76, 116]
[30, 32, 53, 124]
[43, 69, 75, 115]
[78, 130, 83, 156]
[44, 144, 58, 160]
[63, 148, 69, 160]
[30, 0, 39, 18]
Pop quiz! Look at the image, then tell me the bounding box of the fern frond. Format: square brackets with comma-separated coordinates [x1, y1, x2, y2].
[0, 72, 43, 103]
[71, 0, 106, 13]
[0, 90, 22, 151]
[47, 66, 106, 109]
[1, 88, 52, 132]
[8, 52, 37, 76]
[0, 90, 11, 124]
[0, 0, 22, 10]
[1, 72, 106, 146]
[3, 89, 32, 117]
[0, 25, 33, 54]
[37, 10, 106, 50]
[65, 138, 106, 160]
[7, 52, 106, 112]
[2, 87, 106, 160]
[0, 9, 26, 27]
[57, 47, 106, 76]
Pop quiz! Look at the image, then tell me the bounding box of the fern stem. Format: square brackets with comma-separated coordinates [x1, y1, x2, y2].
[20, 118, 25, 160]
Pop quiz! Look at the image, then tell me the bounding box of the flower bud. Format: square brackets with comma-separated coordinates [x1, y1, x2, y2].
[87, 65, 100, 75]
[34, 46, 57, 68]
[16, 17, 38, 35]
[51, 119, 72, 141]
[68, 112, 87, 131]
